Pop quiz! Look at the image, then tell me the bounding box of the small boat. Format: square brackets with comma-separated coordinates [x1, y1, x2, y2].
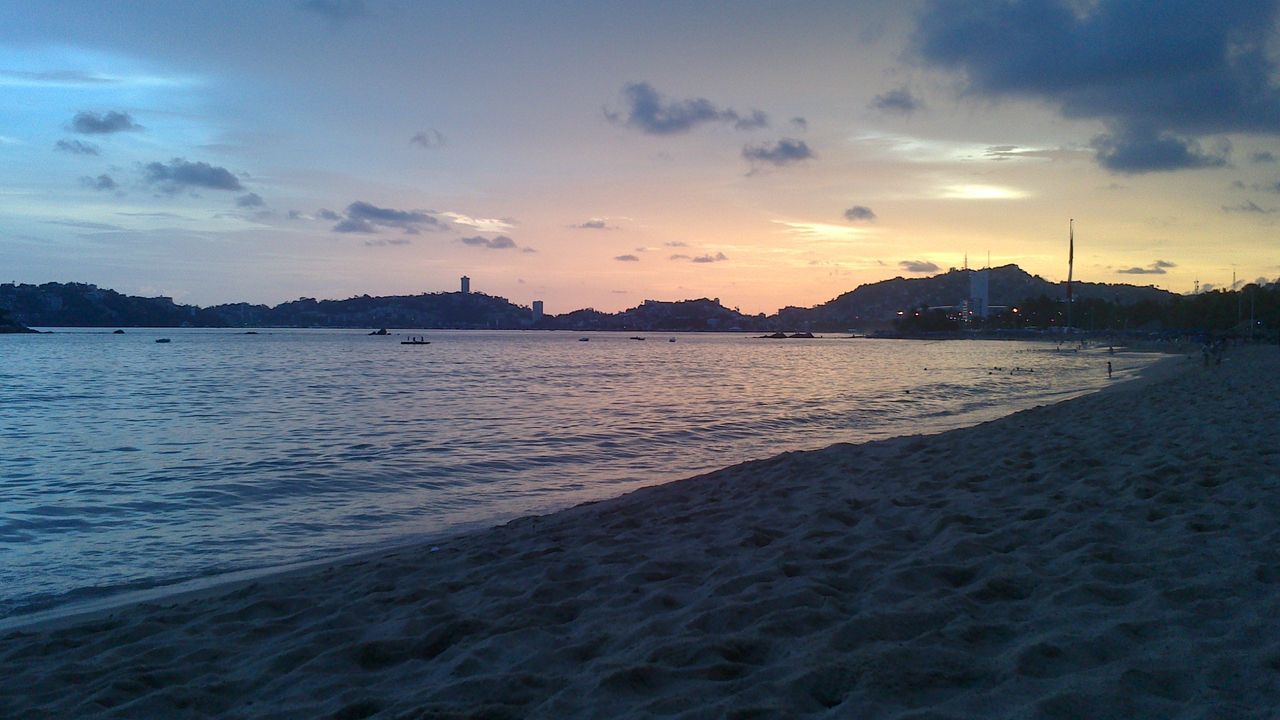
[578, 337, 590, 342]
[400, 335, 431, 345]
[629, 336, 645, 341]
[155, 338, 171, 343]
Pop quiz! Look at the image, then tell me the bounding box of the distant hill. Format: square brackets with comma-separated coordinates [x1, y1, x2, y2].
[1, 266, 1181, 331]
[774, 265, 1178, 330]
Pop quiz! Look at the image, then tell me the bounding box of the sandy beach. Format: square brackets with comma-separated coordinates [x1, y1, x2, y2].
[4, 345, 1278, 718]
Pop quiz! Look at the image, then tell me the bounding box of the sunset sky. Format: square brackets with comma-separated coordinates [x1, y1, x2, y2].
[2, 1, 1278, 314]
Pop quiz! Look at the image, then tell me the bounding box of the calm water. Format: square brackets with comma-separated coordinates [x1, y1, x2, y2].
[0, 329, 1155, 619]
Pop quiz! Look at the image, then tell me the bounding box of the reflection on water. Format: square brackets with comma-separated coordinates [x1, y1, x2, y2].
[0, 329, 1155, 616]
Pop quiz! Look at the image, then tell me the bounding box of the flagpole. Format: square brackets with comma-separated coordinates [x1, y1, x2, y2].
[1066, 219, 1074, 330]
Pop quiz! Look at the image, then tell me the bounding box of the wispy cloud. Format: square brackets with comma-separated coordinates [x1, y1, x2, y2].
[871, 88, 922, 114]
[79, 174, 117, 191]
[691, 252, 728, 263]
[459, 235, 518, 249]
[614, 254, 640, 262]
[410, 129, 446, 149]
[54, 139, 99, 155]
[236, 192, 265, 208]
[437, 212, 513, 232]
[571, 218, 614, 230]
[1222, 200, 1274, 214]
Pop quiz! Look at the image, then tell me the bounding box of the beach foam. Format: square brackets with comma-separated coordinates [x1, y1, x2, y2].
[4, 346, 1278, 718]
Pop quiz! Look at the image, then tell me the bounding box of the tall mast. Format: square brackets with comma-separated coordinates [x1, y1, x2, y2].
[1066, 219, 1074, 330]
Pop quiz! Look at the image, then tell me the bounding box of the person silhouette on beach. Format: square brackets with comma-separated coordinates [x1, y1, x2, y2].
[1107, 361, 1112, 379]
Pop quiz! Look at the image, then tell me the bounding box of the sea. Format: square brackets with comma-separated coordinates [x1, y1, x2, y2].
[0, 329, 1159, 622]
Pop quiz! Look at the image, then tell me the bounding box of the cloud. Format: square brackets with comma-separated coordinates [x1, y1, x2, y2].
[844, 205, 876, 221]
[1092, 125, 1228, 173]
[317, 208, 341, 220]
[298, 0, 368, 20]
[614, 254, 640, 262]
[143, 158, 243, 193]
[790, 117, 808, 131]
[79, 174, 117, 191]
[236, 192, 265, 208]
[364, 238, 412, 247]
[872, 88, 922, 114]
[1252, 151, 1277, 163]
[459, 235, 518, 249]
[571, 218, 613, 230]
[1222, 200, 1274, 214]
[664, 241, 688, 247]
[288, 210, 303, 219]
[606, 82, 767, 135]
[899, 259, 939, 273]
[54, 139, 99, 155]
[913, 0, 1280, 173]
[742, 138, 813, 167]
[410, 129, 445, 149]
[1117, 260, 1177, 274]
[332, 201, 444, 233]
[691, 252, 728, 263]
[669, 253, 691, 260]
[71, 110, 142, 134]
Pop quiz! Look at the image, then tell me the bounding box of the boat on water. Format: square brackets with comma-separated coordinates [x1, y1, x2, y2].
[578, 337, 589, 342]
[155, 338, 171, 343]
[400, 336, 431, 345]
[629, 336, 645, 341]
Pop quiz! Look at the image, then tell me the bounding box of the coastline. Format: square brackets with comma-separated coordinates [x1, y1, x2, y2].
[8, 345, 1279, 717]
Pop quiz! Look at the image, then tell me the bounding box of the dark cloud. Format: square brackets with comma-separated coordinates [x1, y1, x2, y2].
[607, 82, 768, 135]
[288, 210, 303, 220]
[1117, 260, 1177, 274]
[459, 235, 518, 249]
[54, 139, 99, 155]
[1252, 151, 1277, 163]
[236, 192, 265, 208]
[71, 110, 142, 134]
[333, 201, 443, 233]
[143, 158, 243, 193]
[733, 110, 769, 130]
[317, 208, 341, 221]
[614, 254, 640, 262]
[844, 205, 876, 221]
[691, 252, 728, 263]
[899, 260, 939, 273]
[1092, 125, 1228, 173]
[872, 88, 922, 114]
[572, 219, 611, 230]
[790, 117, 808, 131]
[913, 0, 1280, 173]
[669, 253, 691, 260]
[364, 238, 412, 247]
[1222, 200, 1274, 214]
[742, 138, 813, 167]
[410, 129, 445, 149]
[79, 174, 117, 191]
[298, 0, 368, 20]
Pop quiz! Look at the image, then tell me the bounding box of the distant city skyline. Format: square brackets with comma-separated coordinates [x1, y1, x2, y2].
[2, 1, 1279, 314]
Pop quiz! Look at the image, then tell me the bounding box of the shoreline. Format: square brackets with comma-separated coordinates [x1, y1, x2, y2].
[0, 347, 1178, 633]
[10, 346, 1278, 717]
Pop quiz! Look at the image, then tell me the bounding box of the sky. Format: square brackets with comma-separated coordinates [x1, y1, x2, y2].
[2, 0, 1279, 314]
